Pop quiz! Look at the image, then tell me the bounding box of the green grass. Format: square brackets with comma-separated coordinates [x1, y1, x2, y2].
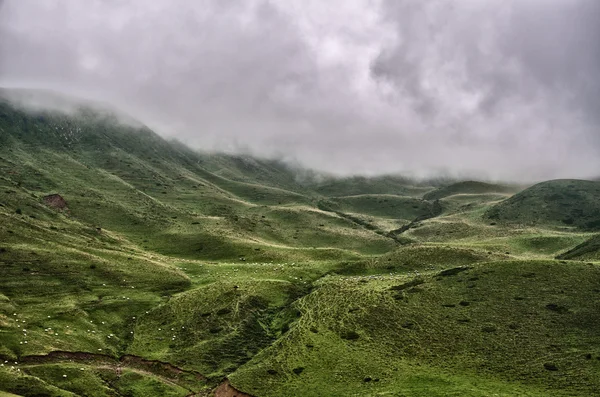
[0, 366, 75, 396]
[2, 90, 600, 396]
[556, 234, 600, 260]
[0, 391, 23, 397]
[230, 260, 600, 396]
[438, 193, 513, 217]
[1, 362, 197, 397]
[326, 194, 434, 221]
[423, 180, 519, 201]
[485, 179, 600, 230]
[309, 175, 434, 198]
[22, 364, 192, 397]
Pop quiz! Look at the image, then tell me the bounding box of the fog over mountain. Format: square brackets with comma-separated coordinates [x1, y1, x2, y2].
[1, 0, 598, 181]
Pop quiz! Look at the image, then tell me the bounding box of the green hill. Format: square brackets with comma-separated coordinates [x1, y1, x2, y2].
[423, 181, 518, 201]
[485, 180, 600, 230]
[326, 195, 434, 221]
[231, 260, 600, 397]
[309, 175, 434, 198]
[2, 90, 600, 397]
[0, 94, 397, 262]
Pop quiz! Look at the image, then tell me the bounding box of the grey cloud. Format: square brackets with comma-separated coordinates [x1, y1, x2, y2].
[373, 0, 600, 132]
[0, 0, 598, 181]
[371, 0, 600, 177]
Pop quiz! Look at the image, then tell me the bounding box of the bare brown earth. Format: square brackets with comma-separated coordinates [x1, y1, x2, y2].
[213, 380, 254, 397]
[42, 193, 68, 210]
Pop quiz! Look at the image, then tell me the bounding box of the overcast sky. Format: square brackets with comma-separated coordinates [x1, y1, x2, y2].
[1, 0, 599, 181]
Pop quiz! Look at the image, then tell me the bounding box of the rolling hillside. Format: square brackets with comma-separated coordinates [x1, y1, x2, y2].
[423, 180, 518, 201]
[0, 93, 400, 262]
[1, 90, 600, 397]
[557, 234, 600, 260]
[485, 179, 600, 230]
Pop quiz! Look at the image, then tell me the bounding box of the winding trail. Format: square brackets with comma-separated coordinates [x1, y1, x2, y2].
[11, 350, 205, 380]
[1, 351, 252, 396]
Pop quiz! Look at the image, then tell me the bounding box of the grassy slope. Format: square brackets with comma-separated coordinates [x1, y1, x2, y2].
[231, 260, 600, 397]
[2, 92, 600, 396]
[0, 98, 395, 261]
[309, 175, 434, 198]
[423, 181, 519, 201]
[328, 195, 433, 221]
[485, 179, 600, 231]
[557, 234, 600, 260]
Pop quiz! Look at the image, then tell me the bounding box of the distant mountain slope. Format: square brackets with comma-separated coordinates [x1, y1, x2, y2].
[325, 194, 434, 221]
[309, 175, 434, 197]
[0, 91, 401, 260]
[423, 181, 518, 201]
[197, 153, 313, 195]
[484, 179, 600, 230]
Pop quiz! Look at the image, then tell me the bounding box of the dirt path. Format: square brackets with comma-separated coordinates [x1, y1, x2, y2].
[2, 351, 206, 395]
[9, 350, 204, 380]
[90, 364, 186, 391]
[2, 351, 255, 397]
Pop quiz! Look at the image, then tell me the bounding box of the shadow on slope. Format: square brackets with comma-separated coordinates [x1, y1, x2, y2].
[557, 234, 600, 261]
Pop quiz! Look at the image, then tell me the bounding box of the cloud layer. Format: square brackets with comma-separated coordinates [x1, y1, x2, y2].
[1, 0, 599, 181]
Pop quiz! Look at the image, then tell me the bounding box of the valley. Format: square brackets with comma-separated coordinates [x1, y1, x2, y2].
[1, 94, 600, 396]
